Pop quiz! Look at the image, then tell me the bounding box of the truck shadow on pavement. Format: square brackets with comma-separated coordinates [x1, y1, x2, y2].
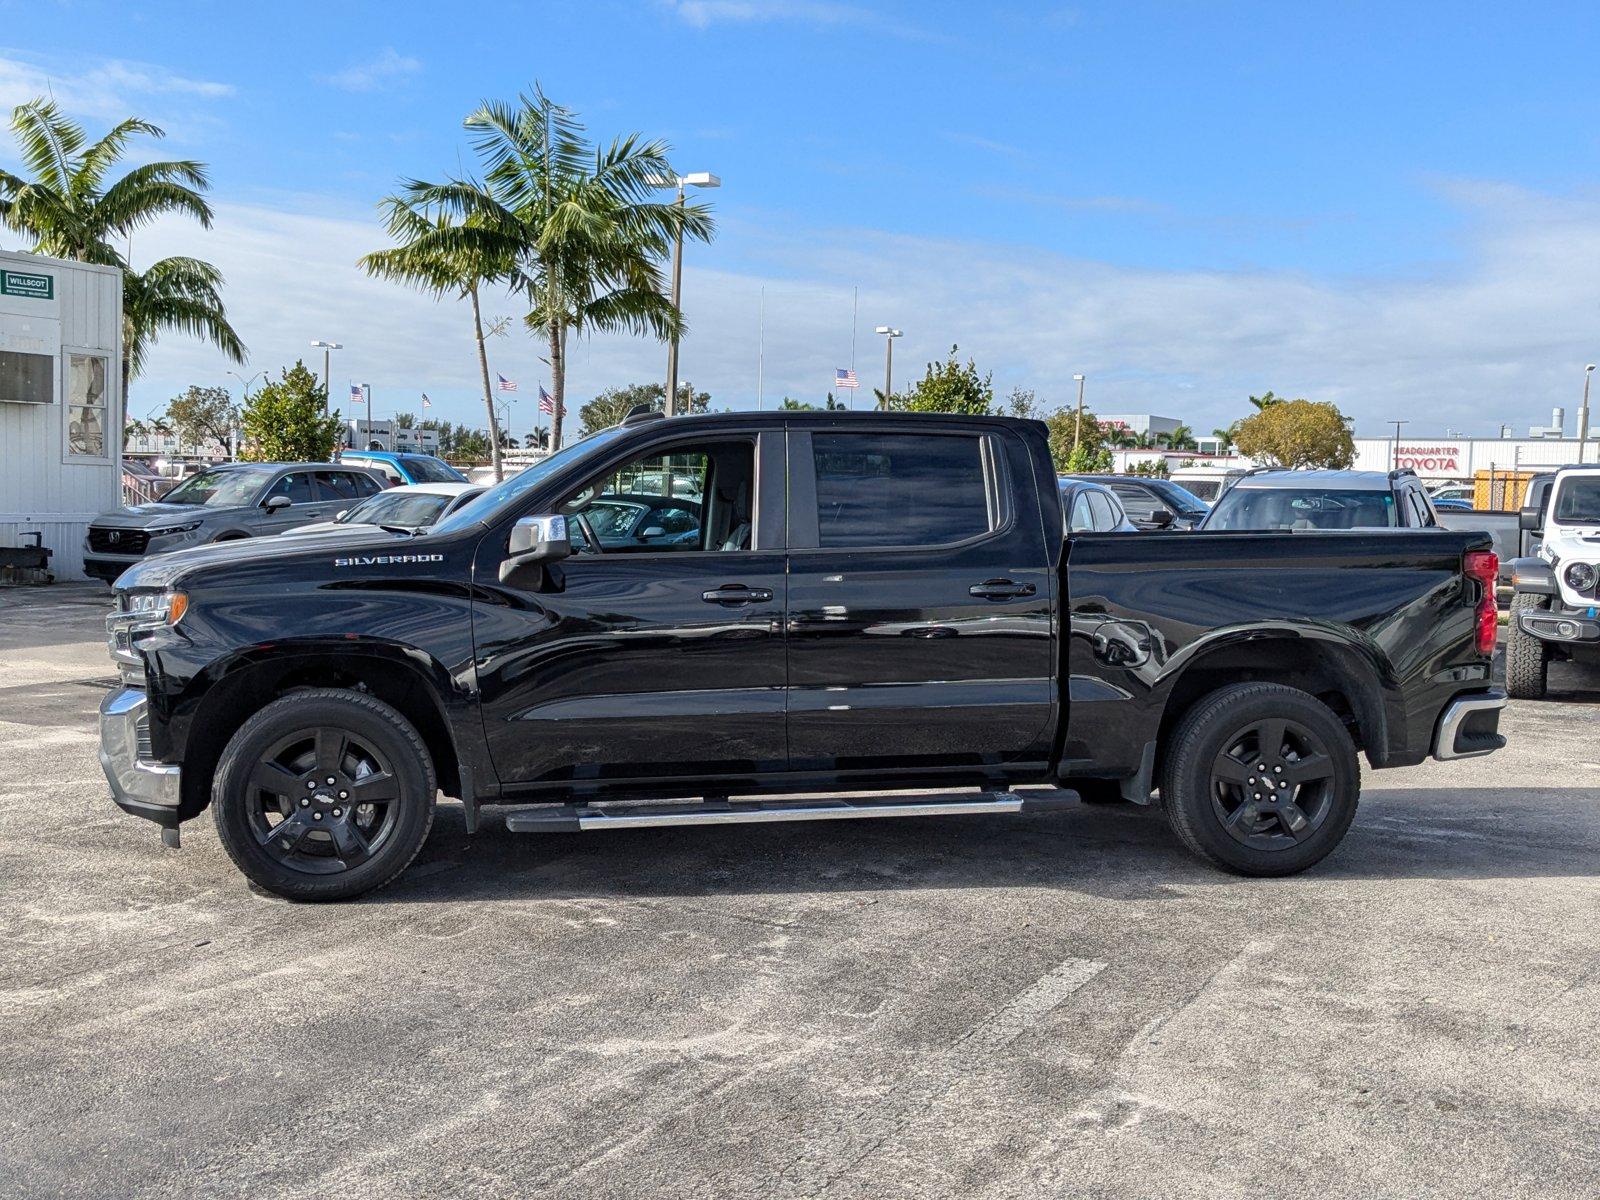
[374, 786, 1600, 905]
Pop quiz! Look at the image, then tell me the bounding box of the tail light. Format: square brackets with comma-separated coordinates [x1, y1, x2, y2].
[1463, 550, 1498, 655]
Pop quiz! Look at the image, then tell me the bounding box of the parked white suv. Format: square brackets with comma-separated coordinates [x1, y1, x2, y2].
[1505, 466, 1600, 697]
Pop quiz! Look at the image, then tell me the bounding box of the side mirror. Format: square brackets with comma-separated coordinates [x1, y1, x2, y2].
[640, 526, 666, 540]
[498, 513, 572, 583]
[264, 495, 291, 512]
[1519, 506, 1542, 532]
[335, 509, 348, 521]
[1147, 507, 1175, 528]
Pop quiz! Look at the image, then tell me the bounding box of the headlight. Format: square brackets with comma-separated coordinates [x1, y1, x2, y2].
[146, 521, 203, 538]
[120, 590, 189, 622]
[1566, 562, 1598, 592]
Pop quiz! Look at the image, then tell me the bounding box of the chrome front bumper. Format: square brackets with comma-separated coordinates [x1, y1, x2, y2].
[99, 687, 181, 820]
[1432, 690, 1508, 761]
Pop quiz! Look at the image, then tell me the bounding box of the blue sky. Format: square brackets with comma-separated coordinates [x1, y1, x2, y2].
[4, 0, 1600, 439]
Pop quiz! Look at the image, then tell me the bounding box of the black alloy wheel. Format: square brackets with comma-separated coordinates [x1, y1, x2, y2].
[213, 689, 436, 901]
[1161, 682, 1360, 877]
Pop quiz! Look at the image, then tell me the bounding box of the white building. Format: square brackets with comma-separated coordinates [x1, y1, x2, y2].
[1100, 413, 1183, 439]
[0, 250, 122, 581]
[343, 418, 439, 454]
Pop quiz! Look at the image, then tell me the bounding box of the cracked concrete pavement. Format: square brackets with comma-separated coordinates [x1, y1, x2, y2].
[2, 583, 1598, 1198]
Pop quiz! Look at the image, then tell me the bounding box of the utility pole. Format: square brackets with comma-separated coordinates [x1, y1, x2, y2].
[1390, 420, 1409, 470]
[311, 340, 342, 417]
[1073, 374, 1087, 449]
[660, 172, 720, 417]
[362, 384, 371, 452]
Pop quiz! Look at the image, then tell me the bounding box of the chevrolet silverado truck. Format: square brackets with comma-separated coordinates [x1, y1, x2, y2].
[98, 411, 1507, 901]
[1505, 465, 1600, 698]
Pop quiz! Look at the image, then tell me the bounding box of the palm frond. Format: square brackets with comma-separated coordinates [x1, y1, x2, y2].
[10, 100, 84, 194]
[74, 116, 165, 196]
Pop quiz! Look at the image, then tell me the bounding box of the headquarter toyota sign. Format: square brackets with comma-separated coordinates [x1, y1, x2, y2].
[0, 269, 54, 300]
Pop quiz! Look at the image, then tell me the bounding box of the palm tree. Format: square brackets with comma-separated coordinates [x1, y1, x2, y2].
[408, 86, 713, 451]
[1211, 426, 1236, 452]
[0, 100, 244, 406]
[1163, 423, 1198, 451]
[1248, 390, 1284, 411]
[360, 197, 521, 479]
[121, 257, 244, 412]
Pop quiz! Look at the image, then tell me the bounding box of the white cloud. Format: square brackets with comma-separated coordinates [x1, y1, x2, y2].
[124, 184, 1600, 441]
[321, 48, 422, 94]
[659, 0, 934, 39]
[0, 52, 233, 129]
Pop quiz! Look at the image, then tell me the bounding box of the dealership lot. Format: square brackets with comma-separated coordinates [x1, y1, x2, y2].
[2, 585, 1598, 1199]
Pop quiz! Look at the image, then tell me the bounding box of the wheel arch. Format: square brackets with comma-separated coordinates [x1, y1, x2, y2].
[1155, 632, 1389, 776]
[173, 641, 463, 821]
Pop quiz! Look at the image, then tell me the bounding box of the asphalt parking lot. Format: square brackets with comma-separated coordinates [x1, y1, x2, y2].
[2, 583, 1598, 1199]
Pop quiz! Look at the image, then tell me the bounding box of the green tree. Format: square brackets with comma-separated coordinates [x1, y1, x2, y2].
[405, 86, 713, 454]
[393, 412, 416, 429]
[239, 362, 343, 462]
[1248, 390, 1285, 411]
[1044, 407, 1114, 472]
[577, 381, 710, 437]
[1211, 425, 1237, 452]
[162, 384, 236, 452]
[1158, 423, 1198, 451]
[455, 428, 490, 460]
[1233, 398, 1356, 469]
[1127, 459, 1171, 478]
[0, 100, 244, 408]
[886, 345, 993, 415]
[1004, 386, 1043, 420]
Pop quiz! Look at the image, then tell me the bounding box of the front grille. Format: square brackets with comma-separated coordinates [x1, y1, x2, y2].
[88, 526, 149, 555]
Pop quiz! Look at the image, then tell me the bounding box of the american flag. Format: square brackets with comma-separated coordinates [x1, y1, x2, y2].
[421, 394, 431, 409]
[834, 368, 860, 390]
[497, 373, 518, 393]
[349, 383, 364, 404]
[538, 386, 555, 415]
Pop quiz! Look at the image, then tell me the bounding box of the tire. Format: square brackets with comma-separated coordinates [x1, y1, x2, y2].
[212, 689, 436, 901]
[1161, 683, 1360, 877]
[1505, 592, 1549, 700]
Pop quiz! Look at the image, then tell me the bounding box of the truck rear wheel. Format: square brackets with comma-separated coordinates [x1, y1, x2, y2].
[212, 689, 436, 901]
[1505, 592, 1549, 700]
[1161, 683, 1359, 877]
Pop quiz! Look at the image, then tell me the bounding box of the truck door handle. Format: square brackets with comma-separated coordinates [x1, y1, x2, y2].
[969, 579, 1036, 600]
[702, 585, 773, 605]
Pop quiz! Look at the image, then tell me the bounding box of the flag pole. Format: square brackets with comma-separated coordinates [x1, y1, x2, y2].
[849, 285, 858, 412]
[757, 286, 765, 411]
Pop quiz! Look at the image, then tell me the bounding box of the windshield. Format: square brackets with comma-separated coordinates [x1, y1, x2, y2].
[340, 490, 454, 528]
[1552, 478, 1600, 524]
[159, 467, 271, 508]
[398, 455, 467, 483]
[1206, 487, 1397, 531]
[431, 426, 631, 534]
[1155, 480, 1209, 513]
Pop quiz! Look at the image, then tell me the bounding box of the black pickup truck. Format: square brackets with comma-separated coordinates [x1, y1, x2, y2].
[98, 411, 1507, 900]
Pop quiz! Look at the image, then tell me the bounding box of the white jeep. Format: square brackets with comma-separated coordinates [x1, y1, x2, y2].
[1506, 466, 1600, 698]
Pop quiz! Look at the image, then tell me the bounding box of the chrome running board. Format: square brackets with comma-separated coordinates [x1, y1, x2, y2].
[502, 790, 1073, 833]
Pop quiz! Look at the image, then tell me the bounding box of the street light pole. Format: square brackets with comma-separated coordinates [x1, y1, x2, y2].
[1578, 364, 1596, 465]
[1073, 373, 1087, 449]
[1390, 420, 1409, 471]
[660, 172, 720, 417]
[310, 340, 342, 417]
[874, 326, 902, 409]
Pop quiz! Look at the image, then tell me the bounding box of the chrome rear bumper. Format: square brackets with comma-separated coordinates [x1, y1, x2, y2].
[99, 687, 181, 821]
[1432, 690, 1507, 761]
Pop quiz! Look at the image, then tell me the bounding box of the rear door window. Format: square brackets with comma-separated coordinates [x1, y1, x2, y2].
[317, 471, 367, 500]
[811, 433, 991, 548]
[1068, 492, 1094, 534]
[1087, 490, 1120, 530]
[1109, 483, 1155, 521]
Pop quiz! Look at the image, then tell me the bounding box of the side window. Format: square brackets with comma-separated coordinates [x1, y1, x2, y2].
[265, 472, 317, 505]
[1087, 490, 1119, 531]
[318, 471, 365, 500]
[1068, 492, 1095, 533]
[353, 472, 384, 496]
[562, 440, 752, 553]
[378, 462, 406, 486]
[812, 433, 990, 548]
[1110, 484, 1155, 521]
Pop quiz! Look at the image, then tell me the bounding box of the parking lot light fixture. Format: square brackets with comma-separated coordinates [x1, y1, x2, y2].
[659, 172, 720, 417]
[310, 341, 343, 416]
[1579, 364, 1596, 465]
[875, 326, 903, 409]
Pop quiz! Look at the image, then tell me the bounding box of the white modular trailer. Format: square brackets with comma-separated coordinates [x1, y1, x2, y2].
[0, 250, 123, 581]
[1351, 437, 1592, 481]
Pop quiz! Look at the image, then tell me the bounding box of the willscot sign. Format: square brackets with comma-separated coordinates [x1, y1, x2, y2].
[1395, 442, 1465, 477]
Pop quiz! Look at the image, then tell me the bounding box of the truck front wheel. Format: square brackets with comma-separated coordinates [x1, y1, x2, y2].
[1505, 592, 1549, 700]
[212, 689, 437, 901]
[1161, 683, 1359, 877]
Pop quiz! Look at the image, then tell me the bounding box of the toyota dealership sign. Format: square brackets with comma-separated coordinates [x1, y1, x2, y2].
[1394, 442, 1465, 477]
